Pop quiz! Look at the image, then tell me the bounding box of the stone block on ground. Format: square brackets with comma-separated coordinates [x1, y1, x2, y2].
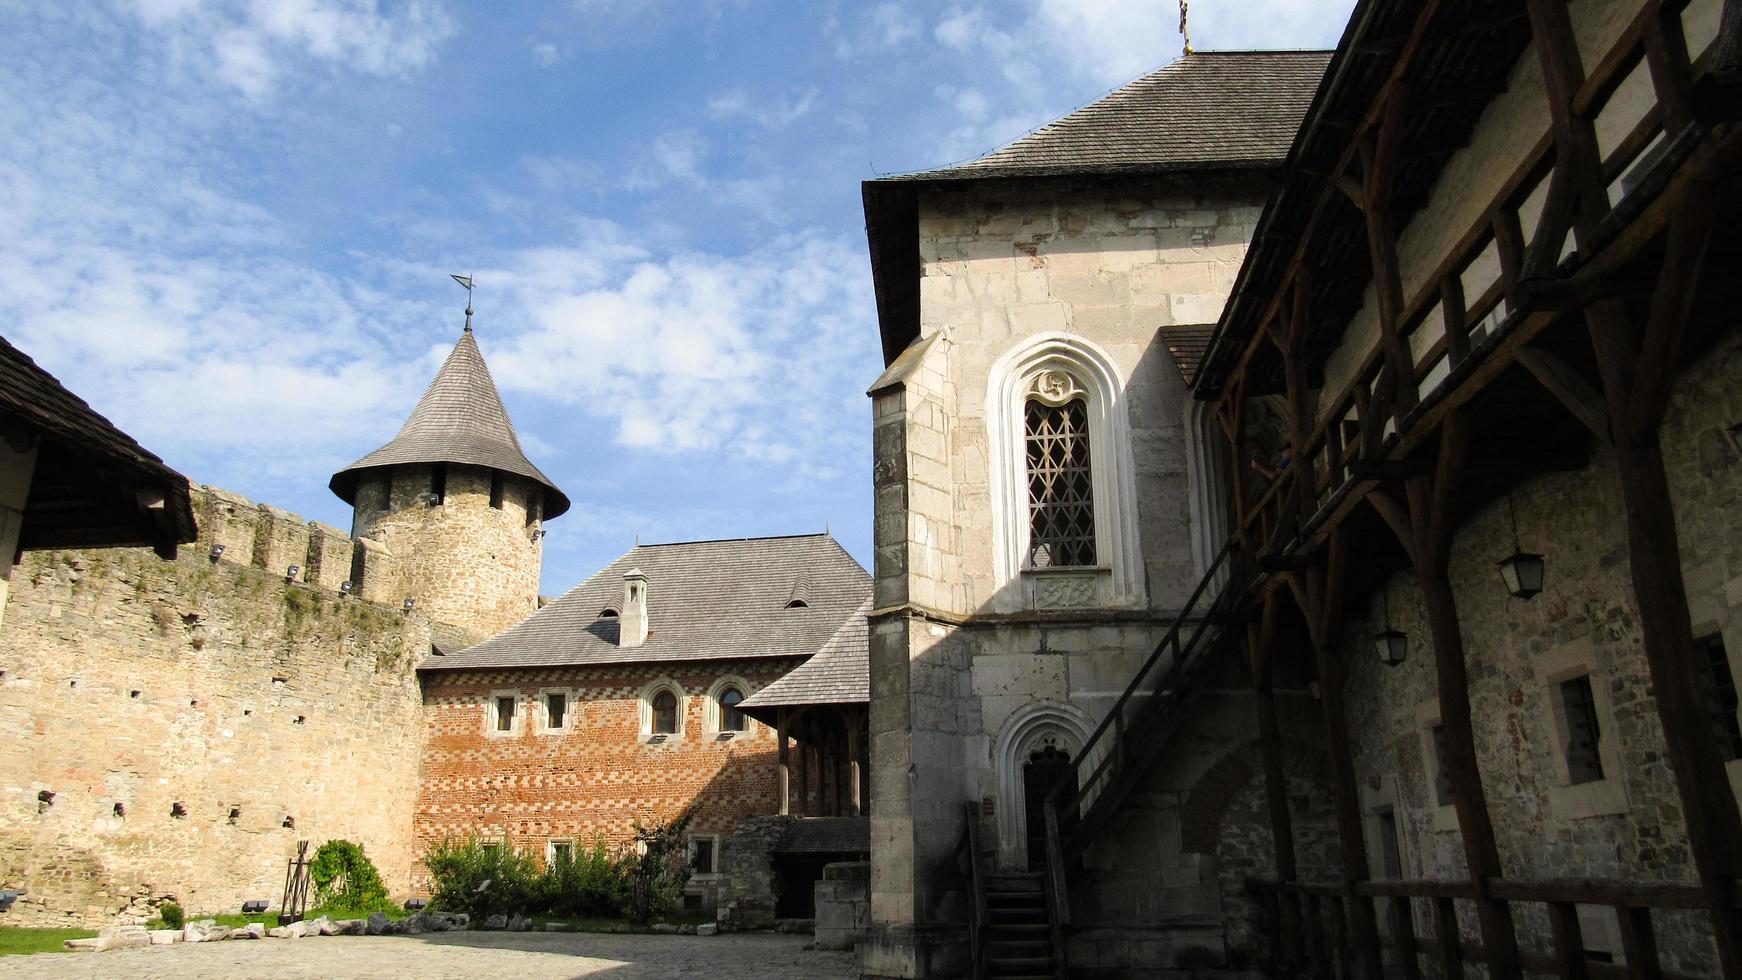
[696, 923, 719, 936]
[507, 914, 531, 932]
[402, 914, 426, 935]
[650, 923, 679, 934]
[366, 912, 390, 935]
[311, 916, 337, 936]
[148, 929, 181, 945]
[484, 913, 507, 930]
[64, 937, 104, 951]
[99, 924, 150, 949]
[544, 922, 571, 932]
[235, 923, 263, 939]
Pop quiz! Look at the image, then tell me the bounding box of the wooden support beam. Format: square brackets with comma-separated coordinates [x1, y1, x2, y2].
[1350, 458, 1434, 483]
[1516, 347, 1611, 443]
[777, 708, 791, 816]
[1249, 592, 1303, 968]
[1513, 274, 1652, 311]
[1528, 0, 1742, 968]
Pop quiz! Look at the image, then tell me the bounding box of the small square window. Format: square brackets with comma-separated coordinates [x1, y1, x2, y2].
[495, 696, 516, 733]
[691, 837, 716, 875]
[549, 839, 574, 865]
[547, 692, 568, 730]
[1559, 675, 1604, 785]
[1697, 634, 1742, 761]
[490, 472, 505, 510]
[1430, 725, 1455, 806]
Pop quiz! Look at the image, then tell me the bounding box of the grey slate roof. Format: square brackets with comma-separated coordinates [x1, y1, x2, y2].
[738, 599, 869, 717]
[422, 533, 870, 671]
[886, 51, 1331, 182]
[329, 330, 569, 518]
[775, 817, 870, 855]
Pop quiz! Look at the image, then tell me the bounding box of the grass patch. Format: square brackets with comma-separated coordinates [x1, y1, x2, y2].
[0, 927, 99, 957]
[143, 904, 414, 930]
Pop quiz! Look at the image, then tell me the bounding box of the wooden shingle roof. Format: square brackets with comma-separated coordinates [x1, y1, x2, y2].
[893, 51, 1332, 182]
[737, 599, 869, 718]
[0, 334, 195, 554]
[422, 534, 870, 671]
[329, 330, 568, 518]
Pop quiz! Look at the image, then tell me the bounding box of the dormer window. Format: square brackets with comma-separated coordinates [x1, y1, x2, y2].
[600, 608, 620, 618]
[785, 599, 808, 609]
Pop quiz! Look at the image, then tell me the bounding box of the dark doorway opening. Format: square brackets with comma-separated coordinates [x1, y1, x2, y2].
[1024, 744, 1076, 871]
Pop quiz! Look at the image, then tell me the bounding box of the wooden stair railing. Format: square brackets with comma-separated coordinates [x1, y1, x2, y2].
[1044, 531, 1257, 879]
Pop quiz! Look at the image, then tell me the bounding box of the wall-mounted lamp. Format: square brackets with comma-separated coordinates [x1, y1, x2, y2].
[285, 564, 301, 582]
[530, 528, 546, 542]
[339, 581, 354, 595]
[209, 543, 225, 561]
[1374, 586, 1408, 667]
[403, 597, 417, 613]
[1497, 494, 1545, 600]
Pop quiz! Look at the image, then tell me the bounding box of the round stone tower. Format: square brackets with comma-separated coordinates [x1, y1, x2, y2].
[328, 324, 568, 641]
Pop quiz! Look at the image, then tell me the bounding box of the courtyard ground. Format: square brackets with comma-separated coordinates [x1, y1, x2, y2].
[3, 929, 856, 979]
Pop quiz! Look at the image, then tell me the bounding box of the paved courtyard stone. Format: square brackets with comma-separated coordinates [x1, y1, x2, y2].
[8, 930, 855, 980]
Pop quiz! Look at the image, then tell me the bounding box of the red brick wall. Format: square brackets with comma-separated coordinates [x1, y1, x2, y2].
[415, 658, 799, 868]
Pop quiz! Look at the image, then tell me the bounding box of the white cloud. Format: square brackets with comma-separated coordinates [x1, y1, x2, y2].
[485, 230, 878, 462]
[707, 86, 821, 130]
[122, 0, 456, 99]
[532, 41, 561, 67]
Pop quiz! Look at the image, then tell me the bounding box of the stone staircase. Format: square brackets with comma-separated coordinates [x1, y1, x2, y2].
[981, 873, 1061, 980]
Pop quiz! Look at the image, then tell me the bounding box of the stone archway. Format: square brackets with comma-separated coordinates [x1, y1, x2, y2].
[993, 701, 1102, 870]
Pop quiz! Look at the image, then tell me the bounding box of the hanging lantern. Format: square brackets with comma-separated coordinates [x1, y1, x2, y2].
[1499, 494, 1546, 600]
[1374, 585, 1407, 667]
[1498, 551, 1547, 600]
[1374, 628, 1409, 667]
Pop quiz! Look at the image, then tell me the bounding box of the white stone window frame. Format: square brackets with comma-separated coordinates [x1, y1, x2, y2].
[1535, 637, 1628, 820]
[546, 837, 576, 867]
[486, 689, 523, 739]
[704, 676, 755, 739]
[1360, 775, 1414, 880]
[986, 332, 1145, 612]
[687, 833, 723, 878]
[1415, 703, 1460, 833]
[639, 678, 687, 742]
[537, 687, 575, 735]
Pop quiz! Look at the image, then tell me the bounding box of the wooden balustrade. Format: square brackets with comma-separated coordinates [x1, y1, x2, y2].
[1249, 876, 1734, 980]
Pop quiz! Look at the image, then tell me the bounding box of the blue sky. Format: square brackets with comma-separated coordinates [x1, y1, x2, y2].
[5, 0, 1350, 595]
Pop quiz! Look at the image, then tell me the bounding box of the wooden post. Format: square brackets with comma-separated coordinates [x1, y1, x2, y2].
[777, 707, 790, 816]
[1432, 896, 1465, 980]
[1248, 589, 1302, 967]
[846, 711, 863, 817]
[1290, 526, 1385, 980]
[794, 717, 809, 818]
[1524, 0, 1742, 966]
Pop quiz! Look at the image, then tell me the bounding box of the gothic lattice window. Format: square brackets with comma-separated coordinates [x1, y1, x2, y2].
[1025, 372, 1096, 568]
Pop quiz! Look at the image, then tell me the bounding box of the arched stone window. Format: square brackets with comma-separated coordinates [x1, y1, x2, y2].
[988, 333, 1143, 610]
[638, 679, 686, 741]
[704, 676, 755, 736]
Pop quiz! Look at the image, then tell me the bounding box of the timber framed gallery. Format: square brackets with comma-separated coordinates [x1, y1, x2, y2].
[1032, 0, 1742, 977]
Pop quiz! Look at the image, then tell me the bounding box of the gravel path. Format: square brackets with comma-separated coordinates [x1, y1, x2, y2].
[6, 930, 857, 979]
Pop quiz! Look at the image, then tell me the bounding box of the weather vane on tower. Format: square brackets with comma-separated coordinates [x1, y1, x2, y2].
[1179, 0, 1193, 56]
[451, 274, 475, 333]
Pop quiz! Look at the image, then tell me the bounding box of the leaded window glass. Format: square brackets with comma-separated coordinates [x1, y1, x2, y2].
[719, 687, 746, 732]
[1559, 675, 1604, 784]
[653, 690, 679, 735]
[1025, 382, 1096, 568]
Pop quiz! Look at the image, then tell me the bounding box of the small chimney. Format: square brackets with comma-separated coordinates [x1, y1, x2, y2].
[620, 568, 649, 647]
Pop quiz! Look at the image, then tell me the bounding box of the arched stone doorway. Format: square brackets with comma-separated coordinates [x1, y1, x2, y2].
[1021, 743, 1076, 871]
[993, 702, 1101, 870]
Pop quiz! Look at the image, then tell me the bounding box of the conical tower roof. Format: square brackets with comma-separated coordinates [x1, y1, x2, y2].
[329, 330, 569, 518]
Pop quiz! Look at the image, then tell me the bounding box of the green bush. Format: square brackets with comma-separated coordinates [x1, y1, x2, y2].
[308, 840, 395, 917]
[536, 839, 631, 919]
[158, 902, 184, 930]
[424, 837, 538, 918]
[626, 813, 693, 924]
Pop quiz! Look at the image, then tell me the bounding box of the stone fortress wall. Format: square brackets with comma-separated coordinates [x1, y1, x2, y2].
[0, 483, 431, 927]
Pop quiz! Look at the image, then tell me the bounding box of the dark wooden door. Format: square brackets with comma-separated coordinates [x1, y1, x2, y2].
[1023, 745, 1074, 872]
